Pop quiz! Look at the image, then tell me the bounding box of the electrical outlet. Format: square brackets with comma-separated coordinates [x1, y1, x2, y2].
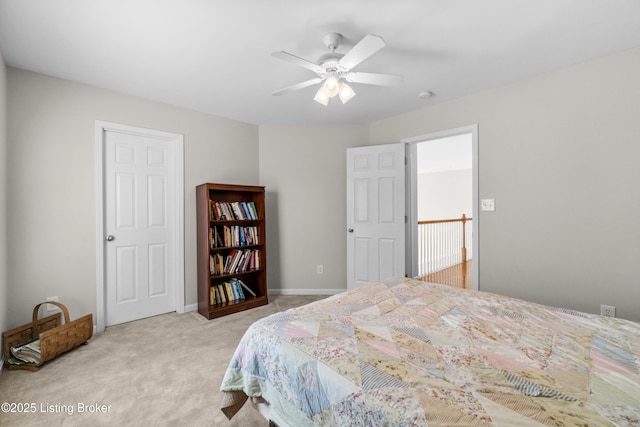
[46, 296, 59, 312]
[600, 304, 616, 317]
[317, 265, 324, 274]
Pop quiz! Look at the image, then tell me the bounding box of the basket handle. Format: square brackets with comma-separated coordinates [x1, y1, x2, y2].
[33, 301, 71, 324]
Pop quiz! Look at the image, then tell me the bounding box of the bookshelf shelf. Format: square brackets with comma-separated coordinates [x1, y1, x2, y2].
[196, 183, 268, 319]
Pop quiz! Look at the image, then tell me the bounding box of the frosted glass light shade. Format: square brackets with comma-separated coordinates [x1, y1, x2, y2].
[338, 81, 356, 104]
[313, 87, 330, 105]
[323, 76, 339, 97]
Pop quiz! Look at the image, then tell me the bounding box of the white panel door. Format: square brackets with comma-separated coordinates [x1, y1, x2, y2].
[347, 143, 405, 290]
[104, 129, 177, 326]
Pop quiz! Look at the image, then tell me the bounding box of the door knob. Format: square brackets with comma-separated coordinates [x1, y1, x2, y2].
[348, 228, 354, 233]
[106, 235, 115, 241]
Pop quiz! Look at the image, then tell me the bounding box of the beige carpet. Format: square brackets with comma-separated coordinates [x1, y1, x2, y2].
[0, 295, 326, 426]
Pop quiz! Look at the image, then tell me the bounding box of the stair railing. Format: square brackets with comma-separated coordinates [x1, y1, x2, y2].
[417, 214, 472, 277]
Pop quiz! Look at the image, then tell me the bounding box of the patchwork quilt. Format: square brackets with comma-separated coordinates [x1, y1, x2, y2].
[220, 277, 640, 426]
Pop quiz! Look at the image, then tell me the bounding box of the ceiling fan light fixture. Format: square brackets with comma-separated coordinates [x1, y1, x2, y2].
[338, 81, 356, 104]
[314, 75, 355, 106]
[313, 86, 330, 105]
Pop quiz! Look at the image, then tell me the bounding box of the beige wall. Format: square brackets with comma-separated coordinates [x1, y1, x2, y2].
[259, 124, 368, 293]
[6, 69, 259, 327]
[371, 47, 640, 321]
[0, 50, 8, 344]
[3, 46, 639, 332]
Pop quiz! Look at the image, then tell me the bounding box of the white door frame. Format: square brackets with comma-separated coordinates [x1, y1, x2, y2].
[403, 124, 479, 290]
[94, 121, 185, 332]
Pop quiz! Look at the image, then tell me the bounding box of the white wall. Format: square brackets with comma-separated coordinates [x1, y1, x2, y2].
[259, 124, 368, 293]
[0, 50, 8, 351]
[370, 47, 640, 322]
[6, 69, 259, 327]
[418, 169, 472, 221]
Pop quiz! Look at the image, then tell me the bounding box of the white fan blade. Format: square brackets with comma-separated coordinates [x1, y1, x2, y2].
[345, 72, 403, 87]
[272, 77, 324, 96]
[339, 34, 386, 70]
[271, 51, 324, 74]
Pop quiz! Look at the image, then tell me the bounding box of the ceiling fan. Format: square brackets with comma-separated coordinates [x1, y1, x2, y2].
[271, 32, 403, 105]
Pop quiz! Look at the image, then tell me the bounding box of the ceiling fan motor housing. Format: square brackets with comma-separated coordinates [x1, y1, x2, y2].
[317, 52, 344, 70]
[319, 33, 348, 74]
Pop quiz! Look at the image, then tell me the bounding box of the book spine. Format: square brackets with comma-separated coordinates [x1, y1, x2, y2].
[225, 282, 234, 301]
[231, 279, 240, 300]
[238, 279, 257, 297]
[232, 279, 245, 299]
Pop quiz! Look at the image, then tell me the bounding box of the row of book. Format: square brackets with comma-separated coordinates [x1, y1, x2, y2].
[210, 200, 258, 221]
[210, 249, 260, 276]
[210, 278, 256, 305]
[209, 225, 259, 248]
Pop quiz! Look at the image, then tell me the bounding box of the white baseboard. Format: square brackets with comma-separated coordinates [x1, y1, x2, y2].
[182, 290, 341, 314]
[268, 289, 343, 296]
[184, 303, 198, 312]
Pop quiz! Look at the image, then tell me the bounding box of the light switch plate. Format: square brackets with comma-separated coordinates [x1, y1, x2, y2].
[481, 199, 496, 211]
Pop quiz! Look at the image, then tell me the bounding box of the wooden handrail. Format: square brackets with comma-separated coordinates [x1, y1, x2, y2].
[418, 214, 472, 225]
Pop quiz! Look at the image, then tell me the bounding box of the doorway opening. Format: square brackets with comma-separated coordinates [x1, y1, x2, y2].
[404, 125, 478, 290]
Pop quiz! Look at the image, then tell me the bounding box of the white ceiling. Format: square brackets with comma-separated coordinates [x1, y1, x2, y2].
[1, 0, 639, 126]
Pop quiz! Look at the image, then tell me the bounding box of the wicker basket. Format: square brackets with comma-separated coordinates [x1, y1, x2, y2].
[2, 301, 93, 371]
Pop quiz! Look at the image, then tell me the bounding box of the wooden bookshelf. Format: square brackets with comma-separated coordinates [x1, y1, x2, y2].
[196, 183, 268, 319]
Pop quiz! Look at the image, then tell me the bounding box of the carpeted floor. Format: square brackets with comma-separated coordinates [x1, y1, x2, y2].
[0, 295, 326, 426]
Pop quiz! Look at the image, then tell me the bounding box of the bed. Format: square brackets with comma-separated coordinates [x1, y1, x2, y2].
[220, 277, 640, 426]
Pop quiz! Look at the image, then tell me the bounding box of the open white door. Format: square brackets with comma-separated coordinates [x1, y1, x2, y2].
[346, 143, 405, 290]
